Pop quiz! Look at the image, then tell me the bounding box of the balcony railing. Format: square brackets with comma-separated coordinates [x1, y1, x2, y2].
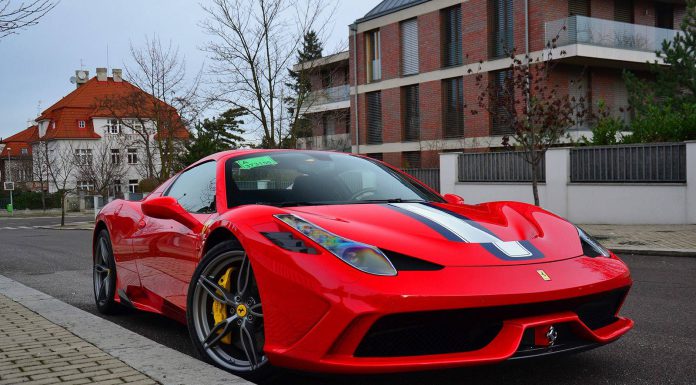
[546, 15, 678, 53]
[306, 84, 350, 106]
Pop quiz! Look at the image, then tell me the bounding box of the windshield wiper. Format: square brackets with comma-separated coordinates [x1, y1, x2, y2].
[357, 198, 427, 204]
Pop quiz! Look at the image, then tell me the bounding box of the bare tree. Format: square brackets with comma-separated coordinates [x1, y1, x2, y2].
[0, 0, 57, 38]
[73, 136, 127, 202]
[97, 35, 199, 182]
[31, 140, 48, 210]
[201, 0, 337, 148]
[38, 140, 75, 226]
[471, 32, 587, 206]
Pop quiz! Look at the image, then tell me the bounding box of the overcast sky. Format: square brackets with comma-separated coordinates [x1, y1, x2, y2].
[0, 0, 380, 140]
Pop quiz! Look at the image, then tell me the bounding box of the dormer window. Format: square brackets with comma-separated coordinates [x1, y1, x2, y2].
[78, 120, 86, 128]
[107, 119, 121, 134]
[20, 148, 28, 156]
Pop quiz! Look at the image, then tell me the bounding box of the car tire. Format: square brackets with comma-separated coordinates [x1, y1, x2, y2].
[186, 240, 276, 382]
[93, 229, 119, 314]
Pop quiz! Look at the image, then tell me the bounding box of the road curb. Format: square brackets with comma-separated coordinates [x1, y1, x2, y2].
[0, 274, 253, 385]
[612, 248, 696, 258]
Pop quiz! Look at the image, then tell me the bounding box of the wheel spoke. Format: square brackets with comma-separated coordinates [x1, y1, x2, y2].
[198, 276, 233, 304]
[94, 264, 109, 275]
[249, 303, 263, 318]
[237, 254, 251, 296]
[97, 277, 106, 301]
[203, 316, 237, 349]
[99, 239, 108, 264]
[239, 320, 259, 368]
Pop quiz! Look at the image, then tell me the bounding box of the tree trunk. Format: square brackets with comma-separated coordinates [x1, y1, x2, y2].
[60, 193, 65, 227]
[40, 190, 46, 212]
[531, 160, 540, 206]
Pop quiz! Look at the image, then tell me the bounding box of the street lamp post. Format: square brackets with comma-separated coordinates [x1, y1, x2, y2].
[6, 148, 13, 216]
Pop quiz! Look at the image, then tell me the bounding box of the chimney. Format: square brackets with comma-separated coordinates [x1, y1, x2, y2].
[112, 68, 123, 82]
[96, 67, 108, 81]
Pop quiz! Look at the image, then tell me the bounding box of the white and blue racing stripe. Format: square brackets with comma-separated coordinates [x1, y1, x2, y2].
[387, 202, 544, 261]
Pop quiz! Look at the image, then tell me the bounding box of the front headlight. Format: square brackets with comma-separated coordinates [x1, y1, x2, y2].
[577, 227, 610, 257]
[275, 214, 397, 276]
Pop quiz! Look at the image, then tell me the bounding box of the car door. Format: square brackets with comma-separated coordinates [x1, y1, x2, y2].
[133, 161, 218, 312]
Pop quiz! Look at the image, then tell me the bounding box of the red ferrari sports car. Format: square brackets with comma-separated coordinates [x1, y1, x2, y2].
[93, 149, 633, 379]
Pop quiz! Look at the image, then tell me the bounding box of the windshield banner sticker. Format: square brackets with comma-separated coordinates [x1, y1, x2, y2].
[236, 156, 278, 170]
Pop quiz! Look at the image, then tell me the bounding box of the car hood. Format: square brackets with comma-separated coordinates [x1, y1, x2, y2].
[283, 201, 584, 267]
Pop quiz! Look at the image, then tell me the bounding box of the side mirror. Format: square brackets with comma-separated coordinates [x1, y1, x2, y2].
[443, 193, 465, 205]
[142, 196, 203, 233]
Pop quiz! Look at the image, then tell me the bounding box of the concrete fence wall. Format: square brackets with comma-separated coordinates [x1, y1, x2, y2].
[440, 141, 696, 224]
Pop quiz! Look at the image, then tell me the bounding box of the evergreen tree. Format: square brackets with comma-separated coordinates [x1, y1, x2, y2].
[284, 31, 324, 146]
[624, 0, 696, 142]
[180, 108, 246, 166]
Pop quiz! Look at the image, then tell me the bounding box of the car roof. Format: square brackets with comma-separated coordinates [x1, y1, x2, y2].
[190, 149, 357, 168]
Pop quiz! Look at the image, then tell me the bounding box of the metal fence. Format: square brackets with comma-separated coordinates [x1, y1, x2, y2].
[458, 152, 545, 183]
[402, 168, 440, 192]
[570, 143, 687, 183]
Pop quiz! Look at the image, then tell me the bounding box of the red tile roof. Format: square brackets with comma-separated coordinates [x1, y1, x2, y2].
[36, 76, 189, 140]
[1, 126, 38, 157]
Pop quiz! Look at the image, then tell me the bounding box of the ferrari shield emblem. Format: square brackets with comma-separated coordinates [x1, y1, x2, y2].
[537, 269, 551, 281]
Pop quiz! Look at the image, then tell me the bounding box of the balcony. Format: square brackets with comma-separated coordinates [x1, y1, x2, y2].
[545, 16, 678, 66]
[296, 133, 351, 151]
[304, 84, 350, 113]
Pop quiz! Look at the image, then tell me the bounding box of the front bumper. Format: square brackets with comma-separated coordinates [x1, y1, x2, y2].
[249, 237, 633, 374]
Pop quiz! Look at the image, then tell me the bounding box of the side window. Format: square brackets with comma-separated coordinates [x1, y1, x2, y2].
[165, 161, 217, 213]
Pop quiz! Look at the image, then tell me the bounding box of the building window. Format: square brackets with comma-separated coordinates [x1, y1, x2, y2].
[128, 179, 139, 194]
[568, 0, 590, 16]
[77, 180, 94, 192]
[490, 0, 514, 58]
[403, 85, 420, 141]
[367, 153, 383, 161]
[655, 3, 674, 29]
[442, 77, 464, 138]
[366, 91, 382, 144]
[127, 149, 138, 164]
[491, 70, 515, 135]
[402, 151, 421, 169]
[20, 148, 28, 156]
[442, 5, 462, 67]
[614, 0, 634, 23]
[366, 29, 381, 82]
[74, 149, 93, 165]
[78, 120, 86, 128]
[107, 119, 121, 134]
[111, 149, 121, 164]
[112, 180, 122, 195]
[401, 18, 419, 76]
[322, 114, 336, 136]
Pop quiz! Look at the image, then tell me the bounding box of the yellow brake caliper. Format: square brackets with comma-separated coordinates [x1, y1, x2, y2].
[212, 267, 234, 344]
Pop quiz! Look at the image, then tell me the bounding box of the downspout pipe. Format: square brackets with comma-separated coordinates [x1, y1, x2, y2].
[525, 0, 529, 56]
[350, 23, 360, 154]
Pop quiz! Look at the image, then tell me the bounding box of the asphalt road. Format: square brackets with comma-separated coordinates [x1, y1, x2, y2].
[0, 227, 694, 385]
[0, 214, 94, 229]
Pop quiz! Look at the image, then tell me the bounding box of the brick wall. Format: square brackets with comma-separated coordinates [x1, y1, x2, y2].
[464, 72, 489, 138]
[529, 0, 568, 51]
[421, 150, 440, 168]
[462, 0, 488, 62]
[634, 0, 656, 26]
[591, 0, 613, 20]
[419, 11, 441, 72]
[381, 23, 401, 80]
[383, 152, 401, 167]
[420, 80, 442, 141]
[383, 88, 401, 143]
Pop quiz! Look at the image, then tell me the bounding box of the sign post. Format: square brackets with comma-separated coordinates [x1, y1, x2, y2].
[3, 181, 13, 214]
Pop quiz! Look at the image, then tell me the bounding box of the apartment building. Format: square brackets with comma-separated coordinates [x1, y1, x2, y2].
[297, 0, 686, 168]
[295, 51, 352, 152]
[0, 125, 38, 189]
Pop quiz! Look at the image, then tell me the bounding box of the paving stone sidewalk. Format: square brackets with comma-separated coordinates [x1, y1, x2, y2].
[583, 224, 696, 256]
[0, 294, 156, 385]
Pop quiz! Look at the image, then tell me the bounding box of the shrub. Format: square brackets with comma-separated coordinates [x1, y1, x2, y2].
[624, 104, 696, 143]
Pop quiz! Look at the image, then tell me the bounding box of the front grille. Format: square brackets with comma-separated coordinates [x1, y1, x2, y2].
[354, 287, 629, 358]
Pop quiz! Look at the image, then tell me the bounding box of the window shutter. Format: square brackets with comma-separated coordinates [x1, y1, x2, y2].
[569, 0, 589, 16]
[492, 0, 514, 58]
[614, 0, 634, 23]
[443, 78, 464, 138]
[401, 19, 419, 76]
[403, 85, 420, 141]
[367, 92, 382, 144]
[402, 151, 421, 169]
[442, 6, 462, 67]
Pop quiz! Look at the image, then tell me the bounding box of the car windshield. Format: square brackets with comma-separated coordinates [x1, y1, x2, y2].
[225, 151, 443, 207]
